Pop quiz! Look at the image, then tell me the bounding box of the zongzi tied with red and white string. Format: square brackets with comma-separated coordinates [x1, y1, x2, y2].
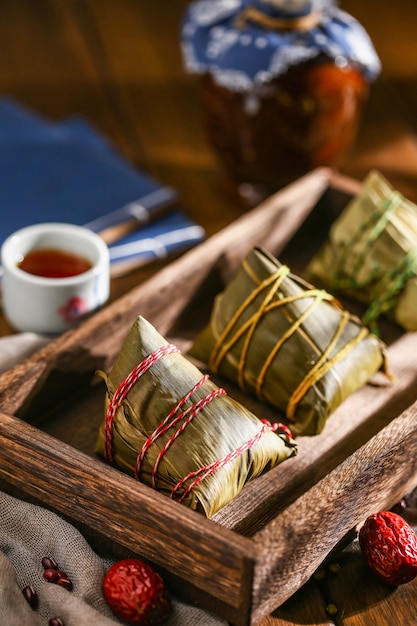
[189, 247, 388, 436]
[306, 170, 417, 333]
[96, 315, 297, 518]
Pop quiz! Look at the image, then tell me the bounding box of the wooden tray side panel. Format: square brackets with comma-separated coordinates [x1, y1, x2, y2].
[250, 404, 417, 624]
[0, 411, 255, 614]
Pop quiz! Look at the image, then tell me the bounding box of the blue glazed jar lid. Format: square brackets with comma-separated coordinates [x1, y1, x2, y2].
[181, 0, 381, 91]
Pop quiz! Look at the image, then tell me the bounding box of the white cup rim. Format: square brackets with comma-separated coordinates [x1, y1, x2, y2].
[1, 222, 110, 334]
[1, 222, 109, 285]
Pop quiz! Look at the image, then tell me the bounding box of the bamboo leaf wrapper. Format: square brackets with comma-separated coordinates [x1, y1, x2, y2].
[189, 247, 387, 436]
[306, 170, 417, 333]
[96, 316, 297, 517]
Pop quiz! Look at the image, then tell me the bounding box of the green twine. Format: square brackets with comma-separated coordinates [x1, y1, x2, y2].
[332, 191, 404, 292]
[362, 246, 417, 334]
[328, 189, 417, 334]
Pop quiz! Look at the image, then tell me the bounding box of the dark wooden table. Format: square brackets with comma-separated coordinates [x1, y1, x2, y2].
[1, 2, 417, 624]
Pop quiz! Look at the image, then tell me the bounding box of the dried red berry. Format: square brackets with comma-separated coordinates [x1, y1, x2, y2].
[359, 510, 417, 586]
[103, 559, 171, 625]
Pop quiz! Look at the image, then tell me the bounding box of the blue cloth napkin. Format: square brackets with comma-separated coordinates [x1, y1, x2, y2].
[108, 210, 206, 276]
[0, 99, 206, 279]
[0, 98, 178, 243]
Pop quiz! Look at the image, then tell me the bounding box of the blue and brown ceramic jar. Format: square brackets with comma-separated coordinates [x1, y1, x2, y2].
[181, 0, 381, 205]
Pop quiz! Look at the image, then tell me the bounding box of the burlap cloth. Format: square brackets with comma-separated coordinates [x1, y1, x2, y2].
[0, 333, 227, 626]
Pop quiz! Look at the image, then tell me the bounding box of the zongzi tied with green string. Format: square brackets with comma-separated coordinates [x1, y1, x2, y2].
[306, 169, 417, 333]
[96, 315, 297, 518]
[189, 247, 388, 436]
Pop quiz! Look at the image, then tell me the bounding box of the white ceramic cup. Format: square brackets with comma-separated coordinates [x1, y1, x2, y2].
[1, 223, 110, 334]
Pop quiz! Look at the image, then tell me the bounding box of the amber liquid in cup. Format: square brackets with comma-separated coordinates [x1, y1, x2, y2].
[18, 248, 92, 278]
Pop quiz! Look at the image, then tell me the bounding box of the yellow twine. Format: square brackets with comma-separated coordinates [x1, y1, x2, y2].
[208, 263, 363, 419]
[255, 289, 328, 398]
[237, 269, 288, 389]
[209, 265, 290, 373]
[287, 315, 369, 420]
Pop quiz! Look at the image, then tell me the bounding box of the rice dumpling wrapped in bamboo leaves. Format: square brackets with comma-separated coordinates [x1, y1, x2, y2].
[306, 170, 417, 333]
[96, 315, 297, 518]
[189, 247, 387, 436]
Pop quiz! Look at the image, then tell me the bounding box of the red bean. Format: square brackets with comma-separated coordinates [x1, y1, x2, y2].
[41, 556, 74, 592]
[43, 568, 60, 583]
[391, 498, 407, 515]
[42, 556, 58, 570]
[56, 576, 73, 591]
[22, 585, 38, 609]
[48, 618, 65, 626]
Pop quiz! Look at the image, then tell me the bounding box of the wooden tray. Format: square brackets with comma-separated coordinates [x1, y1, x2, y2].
[0, 168, 417, 626]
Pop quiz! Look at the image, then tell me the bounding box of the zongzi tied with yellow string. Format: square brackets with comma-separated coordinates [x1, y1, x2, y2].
[306, 170, 417, 333]
[189, 247, 387, 436]
[96, 315, 297, 518]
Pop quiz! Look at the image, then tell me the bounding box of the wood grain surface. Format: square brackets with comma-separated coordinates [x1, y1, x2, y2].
[0, 170, 416, 625]
[1, 2, 417, 625]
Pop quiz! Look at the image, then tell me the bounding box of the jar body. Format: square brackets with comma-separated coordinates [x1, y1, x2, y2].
[201, 58, 368, 203]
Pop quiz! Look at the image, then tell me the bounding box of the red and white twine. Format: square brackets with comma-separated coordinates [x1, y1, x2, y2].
[104, 344, 292, 502]
[104, 343, 180, 462]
